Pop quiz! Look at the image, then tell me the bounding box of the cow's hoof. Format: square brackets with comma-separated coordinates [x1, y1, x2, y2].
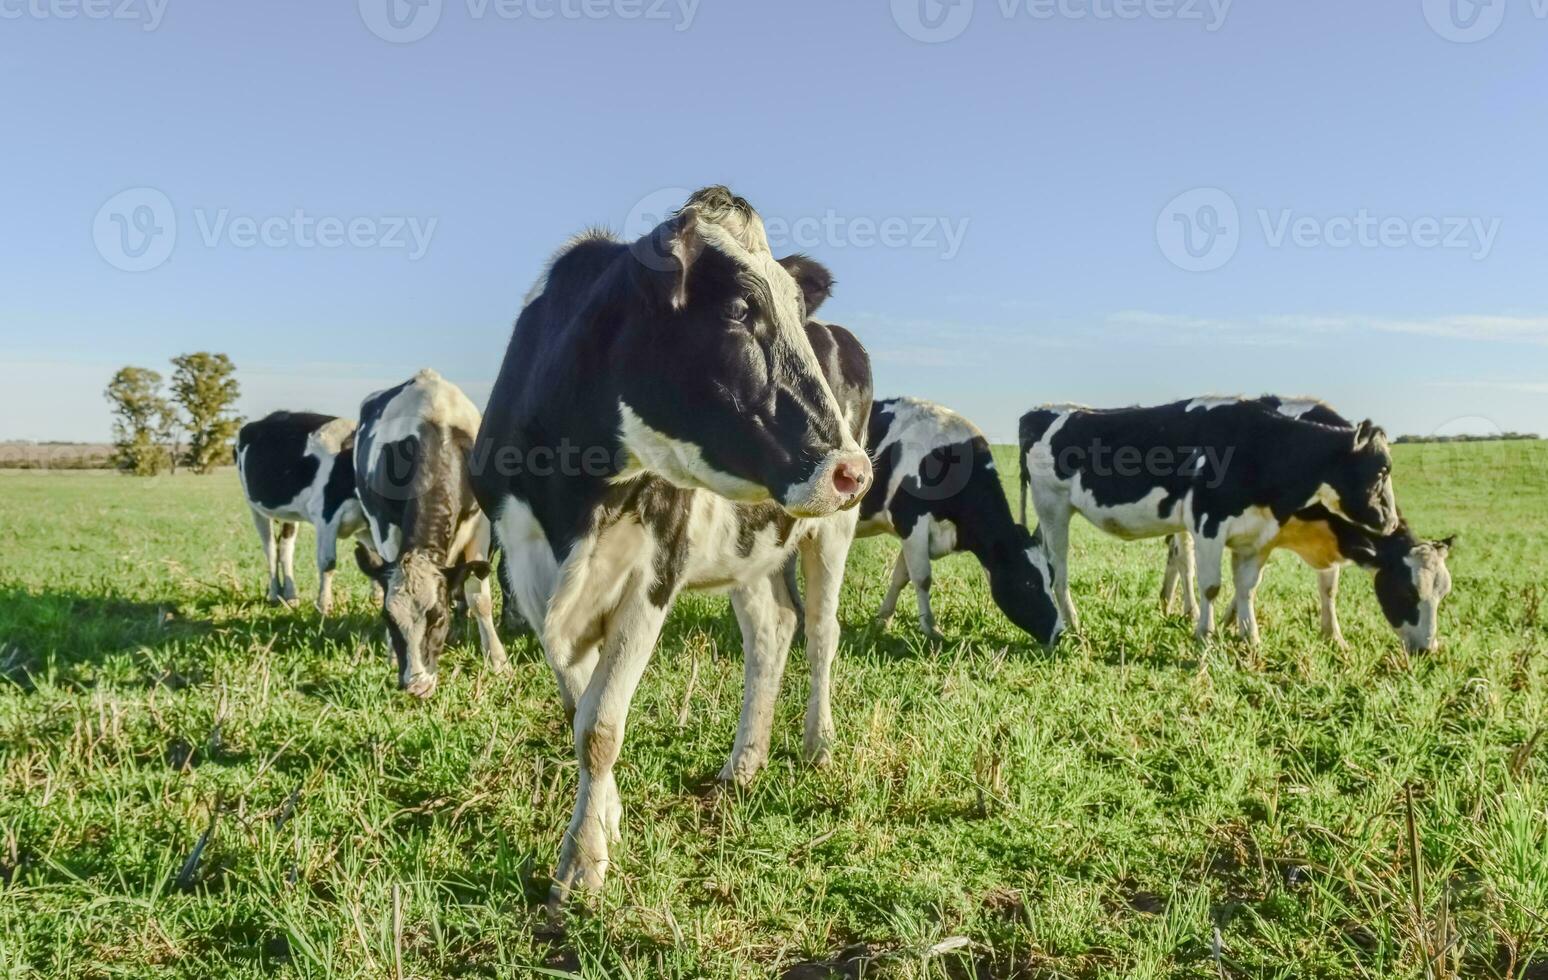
[402, 673, 438, 699]
[803, 743, 833, 769]
[716, 758, 762, 788]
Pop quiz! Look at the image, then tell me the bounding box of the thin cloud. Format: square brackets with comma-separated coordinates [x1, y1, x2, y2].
[1109, 311, 1548, 346]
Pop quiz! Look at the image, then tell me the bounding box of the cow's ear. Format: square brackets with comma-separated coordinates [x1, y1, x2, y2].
[1353, 419, 1385, 448]
[443, 559, 491, 593]
[634, 206, 705, 310]
[354, 542, 388, 582]
[1434, 535, 1457, 557]
[778, 253, 835, 317]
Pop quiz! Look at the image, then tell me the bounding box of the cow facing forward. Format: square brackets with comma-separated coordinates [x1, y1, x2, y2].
[1019, 398, 1400, 644]
[235, 411, 372, 615]
[857, 397, 1061, 645]
[1159, 396, 1453, 652]
[474, 188, 872, 905]
[353, 369, 508, 697]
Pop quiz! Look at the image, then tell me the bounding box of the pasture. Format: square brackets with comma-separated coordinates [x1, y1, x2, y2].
[0, 441, 1544, 978]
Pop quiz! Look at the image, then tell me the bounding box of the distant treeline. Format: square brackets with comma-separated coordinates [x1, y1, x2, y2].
[0, 442, 116, 470]
[1394, 433, 1540, 444]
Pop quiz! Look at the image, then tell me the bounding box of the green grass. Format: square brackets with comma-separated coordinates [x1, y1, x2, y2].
[0, 442, 1545, 978]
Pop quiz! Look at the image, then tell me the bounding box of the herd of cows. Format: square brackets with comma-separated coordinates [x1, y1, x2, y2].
[232, 187, 1456, 906]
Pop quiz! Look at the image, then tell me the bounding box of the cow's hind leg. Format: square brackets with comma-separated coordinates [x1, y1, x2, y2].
[550, 588, 669, 908]
[251, 509, 280, 603]
[1318, 567, 1347, 648]
[874, 550, 909, 627]
[720, 569, 800, 785]
[1161, 534, 1198, 619]
[800, 513, 856, 767]
[276, 522, 300, 605]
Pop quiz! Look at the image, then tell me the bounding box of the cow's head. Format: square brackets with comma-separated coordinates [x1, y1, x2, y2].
[986, 526, 1063, 646]
[355, 544, 490, 697]
[1323, 421, 1400, 535]
[619, 187, 871, 518]
[1368, 534, 1455, 653]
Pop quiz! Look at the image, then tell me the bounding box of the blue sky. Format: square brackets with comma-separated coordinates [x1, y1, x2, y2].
[3, 0, 1546, 442]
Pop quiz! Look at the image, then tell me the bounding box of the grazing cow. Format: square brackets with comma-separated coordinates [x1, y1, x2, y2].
[1159, 397, 1454, 652]
[856, 397, 1061, 644]
[1019, 397, 1401, 644]
[473, 187, 872, 905]
[235, 411, 371, 615]
[352, 369, 508, 698]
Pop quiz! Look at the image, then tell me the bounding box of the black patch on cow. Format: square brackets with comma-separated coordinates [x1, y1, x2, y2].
[320, 432, 357, 523]
[736, 504, 796, 558]
[237, 411, 337, 510]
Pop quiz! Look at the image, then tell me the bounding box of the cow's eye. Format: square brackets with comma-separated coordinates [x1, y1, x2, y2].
[726, 298, 749, 323]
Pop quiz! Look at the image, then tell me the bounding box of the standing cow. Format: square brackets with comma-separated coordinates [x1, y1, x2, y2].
[1158, 396, 1454, 652]
[474, 187, 872, 905]
[856, 397, 1061, 644]
[235, 411, 371, 615]
[1019, 397, 1401, 644]
[352, 369, 508, 697]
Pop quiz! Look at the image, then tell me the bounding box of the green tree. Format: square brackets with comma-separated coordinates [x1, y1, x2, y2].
[169, 352, 243, 474]
[104, 367, 173, 476]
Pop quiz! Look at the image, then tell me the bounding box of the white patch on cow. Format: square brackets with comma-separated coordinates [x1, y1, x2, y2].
[1186, 396, 1242, 413]
[1273, 397, 1326, 420]
[1069, 481, 1182, 541]
[616, 402, 767, 503]
[491, 495, 559, 631]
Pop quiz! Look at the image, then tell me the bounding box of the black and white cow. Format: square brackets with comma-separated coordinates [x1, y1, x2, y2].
[1018, 397, 1401, 644]
[1159, 396, 1454, 652]
[473, 188, 872, 905]
[235, 411, 371, 615]
[856, 397, 1061, 644]
[352, 369, 508, 698]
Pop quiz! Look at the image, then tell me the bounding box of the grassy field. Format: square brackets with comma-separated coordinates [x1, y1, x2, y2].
[1, 442, 1545, 978]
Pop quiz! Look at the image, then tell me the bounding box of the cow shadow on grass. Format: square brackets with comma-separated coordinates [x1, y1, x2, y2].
[0, 585, 221, 693]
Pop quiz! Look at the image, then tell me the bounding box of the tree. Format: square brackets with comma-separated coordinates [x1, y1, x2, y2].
[104, 367, 173, 476]
[169, 352, 243, 474]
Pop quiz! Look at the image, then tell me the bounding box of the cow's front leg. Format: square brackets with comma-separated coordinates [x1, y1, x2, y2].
[550, 588, 669, 909]
[315, 519, 340, 616]
[1232, 550, 1267, 646]
[1317, 567, 1347, 648]
[1161, 535, 1184, 614]
[800, 515, 855, 766]
[720, 570, 800, 786]
[464, 519, 509, 673]
[1192, 533, 1227, 639]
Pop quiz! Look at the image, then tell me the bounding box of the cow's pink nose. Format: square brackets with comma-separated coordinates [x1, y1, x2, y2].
[832, 459, 869, 498]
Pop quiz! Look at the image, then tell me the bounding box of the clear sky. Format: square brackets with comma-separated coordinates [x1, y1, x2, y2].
[4, 0, 1546, 443]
